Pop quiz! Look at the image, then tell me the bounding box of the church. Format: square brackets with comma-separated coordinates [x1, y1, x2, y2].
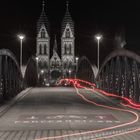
[36, 1, 77, 85]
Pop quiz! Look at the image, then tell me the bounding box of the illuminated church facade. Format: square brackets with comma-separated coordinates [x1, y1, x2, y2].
[36, 1, 77, 85]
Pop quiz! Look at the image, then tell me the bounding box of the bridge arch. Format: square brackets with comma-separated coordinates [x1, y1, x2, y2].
[76, 56, 98, 83]
[0, 49, 23, 100]
[96, 48, 140, 103]
[24, 57, 38, 87]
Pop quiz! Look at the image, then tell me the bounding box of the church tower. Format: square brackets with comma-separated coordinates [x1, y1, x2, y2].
[61, 2, 75, 76]
[36, 1, 50, 67]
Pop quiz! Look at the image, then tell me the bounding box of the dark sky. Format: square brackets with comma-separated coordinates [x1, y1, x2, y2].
[0, 0, 140, 65]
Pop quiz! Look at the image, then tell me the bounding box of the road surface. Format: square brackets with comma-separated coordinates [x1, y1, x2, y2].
[0, 87, 139, 140]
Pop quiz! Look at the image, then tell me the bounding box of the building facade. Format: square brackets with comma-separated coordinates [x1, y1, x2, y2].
[36, 2, 77, 85]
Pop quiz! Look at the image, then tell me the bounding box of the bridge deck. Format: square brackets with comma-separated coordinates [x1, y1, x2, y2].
[0, 87, 139, 140]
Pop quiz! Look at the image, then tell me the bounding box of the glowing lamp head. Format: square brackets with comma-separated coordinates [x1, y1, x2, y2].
[95, 34, 102, 41]
[18, 34, 25, 40]
[36, 57, 39, 61]
[76, 57, 79, 61]
[41, 70, 44, 74]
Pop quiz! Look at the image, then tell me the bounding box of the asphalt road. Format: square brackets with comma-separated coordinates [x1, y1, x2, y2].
[0, 87, 139, 140]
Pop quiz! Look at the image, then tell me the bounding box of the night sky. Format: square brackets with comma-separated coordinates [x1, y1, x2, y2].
[0, 0, 140, 65]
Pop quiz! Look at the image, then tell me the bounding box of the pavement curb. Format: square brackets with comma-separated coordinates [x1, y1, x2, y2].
[0, 88, 32, 117]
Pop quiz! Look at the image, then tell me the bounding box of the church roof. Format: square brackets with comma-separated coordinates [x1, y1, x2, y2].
[50, 36, 61, 62]
[62, 2, 74, 35]
[37, 1, 49, 33]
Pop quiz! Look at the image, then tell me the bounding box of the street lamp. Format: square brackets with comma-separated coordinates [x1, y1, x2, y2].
[41, 70, 44, 85]
[36, 57, 39, 79]
[69, 70, 71, 78]
[75, 57, 79, 78]
[41, 70, 44, 74]
[18, 34, 25, 70]
[76, 57, 79, 62]
[95, 34, 102, 70]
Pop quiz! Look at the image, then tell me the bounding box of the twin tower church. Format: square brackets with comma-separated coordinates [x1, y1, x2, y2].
[36, 1, 77, 84]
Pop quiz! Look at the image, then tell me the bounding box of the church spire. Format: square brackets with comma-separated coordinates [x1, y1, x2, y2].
[37, 0, 49, 33]
[42, 0, 45, 11]
[62, 1, 74, 35]
[66, 1, 69, 12]
[53, 35, 58, 53]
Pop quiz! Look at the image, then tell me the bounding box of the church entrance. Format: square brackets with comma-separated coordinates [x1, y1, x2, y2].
[50, 70, 62, 86]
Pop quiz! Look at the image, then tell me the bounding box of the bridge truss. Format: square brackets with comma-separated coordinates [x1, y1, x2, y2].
[96, 49, 140, 103]
[0, 49, 23, 101]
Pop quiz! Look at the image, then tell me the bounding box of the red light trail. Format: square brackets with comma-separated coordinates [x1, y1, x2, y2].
[36, 78, 140, 140]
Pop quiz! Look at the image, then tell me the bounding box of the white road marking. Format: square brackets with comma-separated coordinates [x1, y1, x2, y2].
[56, 120, 62, 123]
[54, 115, 65, 119]
[15, 121, 20, 124]
[23, 121, 29, 123]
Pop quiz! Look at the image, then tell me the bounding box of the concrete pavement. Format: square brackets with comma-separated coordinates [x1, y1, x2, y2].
[0, 87, 139, 139]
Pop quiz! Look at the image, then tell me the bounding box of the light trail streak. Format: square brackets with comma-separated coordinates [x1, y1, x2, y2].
[95, 127, 140, 140]
[120, 102, 140, 111]
[71, 78, 140, 108]
[36, 79, 140, 140]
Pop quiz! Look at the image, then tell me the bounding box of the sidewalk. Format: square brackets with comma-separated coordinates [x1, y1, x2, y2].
[0, 88, 31, 117]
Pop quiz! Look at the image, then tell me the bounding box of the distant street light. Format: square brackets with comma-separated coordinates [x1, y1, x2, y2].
[18, 34, 25, 70]
[95, 34, 102, 70]
[41, 70, 44, 74]
[36, 57, 39, 79]
[76, 57, 79, 62]
[69, 70, 72, 78]
[75, 57, 79, 78]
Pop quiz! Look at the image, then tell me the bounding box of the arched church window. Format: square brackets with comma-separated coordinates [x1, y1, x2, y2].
[64, 44, 67, 54]
[44, 44, 47, 54]
[66, 45, 70, 54]
[66, 28, 70, 38]
[69, 44, 72, 54]
[39, 44, 42, 54]
[41, 29, 45, 38]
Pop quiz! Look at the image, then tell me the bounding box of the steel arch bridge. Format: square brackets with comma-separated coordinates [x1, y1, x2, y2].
[24, 57, 38, 87]
[96, 48, 140, 103]
[76, 56, 98, 83]
[0, 49, 23, 101]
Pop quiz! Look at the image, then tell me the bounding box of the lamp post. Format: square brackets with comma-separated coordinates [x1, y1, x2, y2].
[18, 34, 25, 71]
[69, 70, 71, 78]
[41, 70, 44, 85]
[75, 57, 79, 78]
[36, 57, 39, 80]
[95, 34, 102, 70]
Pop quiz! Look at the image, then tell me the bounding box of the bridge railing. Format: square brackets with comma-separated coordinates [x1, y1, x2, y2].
[0, 49, 23, 101]
[96, 48, 140, 103]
